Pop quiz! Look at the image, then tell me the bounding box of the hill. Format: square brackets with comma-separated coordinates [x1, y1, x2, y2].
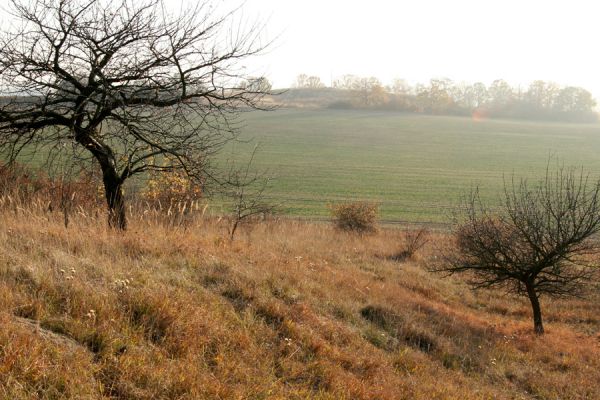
[223, 109, 600, 222]
[1, 207, 599, 399]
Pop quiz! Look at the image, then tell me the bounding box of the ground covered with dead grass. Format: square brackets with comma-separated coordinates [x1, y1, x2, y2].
[1, 209, 599, 399]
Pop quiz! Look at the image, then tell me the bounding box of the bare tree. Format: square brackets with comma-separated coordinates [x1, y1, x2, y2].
[391, 228, 430, 261]
[438, 165, 600, 335]
[0, 0, 270, 229]
[243, 77, 272, 93]
[223, 146, 277, 241]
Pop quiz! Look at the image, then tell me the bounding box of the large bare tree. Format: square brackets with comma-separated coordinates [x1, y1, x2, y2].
[0, 0, 269, 229]
[439, 165, 600, 335]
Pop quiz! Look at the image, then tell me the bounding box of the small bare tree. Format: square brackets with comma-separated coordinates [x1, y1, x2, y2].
[223, 147, 277, 241]
[0, 0, 270, 229]
[392, 227, 430, 261]
[439, 165, 600, 335]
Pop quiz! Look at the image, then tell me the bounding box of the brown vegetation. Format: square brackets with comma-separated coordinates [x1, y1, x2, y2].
[0, 171, 599, 399]
[329, 201, 379, 233]
[440, 167, 600, 335]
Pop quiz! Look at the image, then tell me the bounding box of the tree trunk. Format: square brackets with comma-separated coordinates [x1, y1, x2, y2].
[525, 282, 544, 335]
[75, 129, 127, 230]
[102, 166, 127, 230]
[230, 219, 239, 241]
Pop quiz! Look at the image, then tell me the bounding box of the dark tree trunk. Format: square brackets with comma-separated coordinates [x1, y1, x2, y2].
[102, 167, 126, 230]
[230, 218, 240, 241]
[75, 129, 127, 230]
[525, 282, 544, 335]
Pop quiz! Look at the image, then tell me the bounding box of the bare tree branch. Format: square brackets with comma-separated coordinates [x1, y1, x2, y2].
[435, 162, 600, 334]
[0, 0, 272, 229]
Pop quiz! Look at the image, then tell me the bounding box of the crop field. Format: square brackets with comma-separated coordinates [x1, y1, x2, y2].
[224, 109, 600, 222]
[5, 109, 600, 223]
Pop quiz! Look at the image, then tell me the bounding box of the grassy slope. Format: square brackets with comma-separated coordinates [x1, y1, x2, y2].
[226, 110, 600, 221]
[1, 209, 599, 399]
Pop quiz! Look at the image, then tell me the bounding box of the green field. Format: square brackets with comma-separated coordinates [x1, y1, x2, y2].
[223, 109, 600, 223]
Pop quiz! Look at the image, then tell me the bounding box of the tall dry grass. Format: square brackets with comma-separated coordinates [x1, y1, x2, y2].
[0, 165, 599, 399]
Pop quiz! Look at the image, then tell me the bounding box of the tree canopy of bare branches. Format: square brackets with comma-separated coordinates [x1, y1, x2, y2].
[439, 165, 600, 334]
[0, 0, 270, 229]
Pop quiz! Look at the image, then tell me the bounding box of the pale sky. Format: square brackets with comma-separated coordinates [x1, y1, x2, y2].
[1, 0, 599, 97]
[235, 0, 600, 97]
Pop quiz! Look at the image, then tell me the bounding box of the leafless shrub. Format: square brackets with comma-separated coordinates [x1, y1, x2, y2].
[222, 147, 278, 241]
[392, 228, 430, 261]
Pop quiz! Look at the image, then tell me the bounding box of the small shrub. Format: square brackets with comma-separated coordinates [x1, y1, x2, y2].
[392, 228, 430, 261]
[142, 169, 202, 208]
[329, 201, 378, 233]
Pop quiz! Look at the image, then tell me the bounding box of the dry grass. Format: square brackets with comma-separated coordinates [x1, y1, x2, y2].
[0, 193, 599, 398]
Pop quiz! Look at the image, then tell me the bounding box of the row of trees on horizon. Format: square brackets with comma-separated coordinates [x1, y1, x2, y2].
[286, 74, 598, 123]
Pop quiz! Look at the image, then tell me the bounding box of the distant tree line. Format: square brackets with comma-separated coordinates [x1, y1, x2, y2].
[292, 74, 597, 123]
[294, 74, 326, 89]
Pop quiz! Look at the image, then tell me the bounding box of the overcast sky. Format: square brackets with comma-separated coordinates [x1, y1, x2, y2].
[234, 0, 600, 97]
[2, 0, 599, 97]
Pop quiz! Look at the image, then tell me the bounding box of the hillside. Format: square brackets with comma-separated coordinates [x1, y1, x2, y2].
[1, 207, 599, 399]
[263, 88, 358, 109]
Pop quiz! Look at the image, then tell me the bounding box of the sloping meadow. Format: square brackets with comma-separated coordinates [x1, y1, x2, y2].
[0, 208, 599, 399]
